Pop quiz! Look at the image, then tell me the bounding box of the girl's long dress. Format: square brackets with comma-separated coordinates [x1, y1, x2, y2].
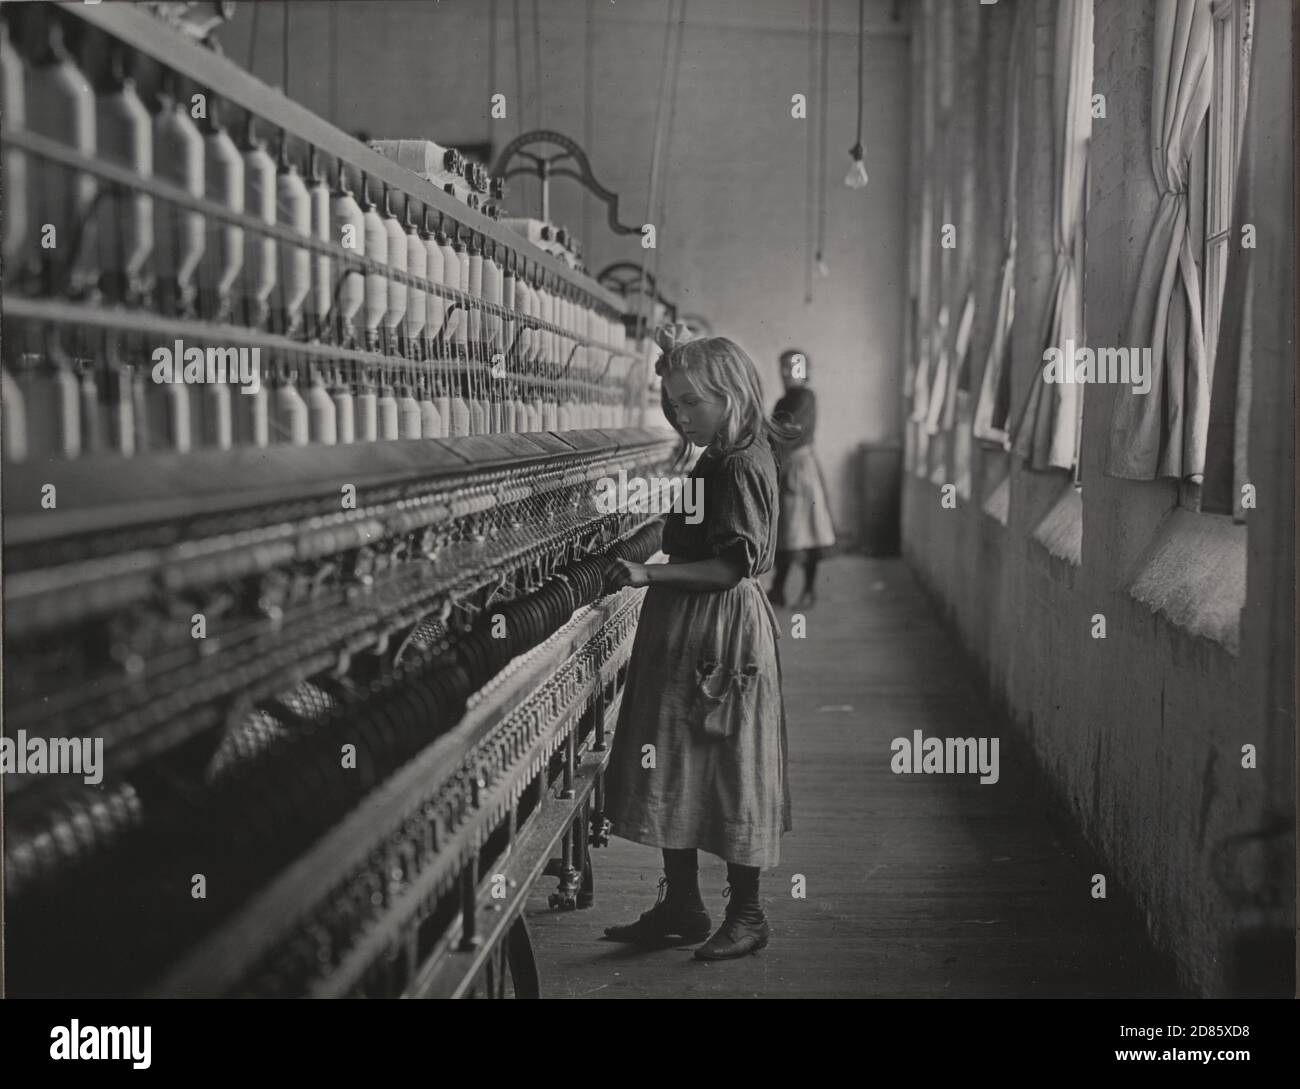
[604, 435, 793, 869]
[773, 386, 837, 551]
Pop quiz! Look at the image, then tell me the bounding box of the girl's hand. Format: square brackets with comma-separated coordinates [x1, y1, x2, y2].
[605, 559, 650, 590]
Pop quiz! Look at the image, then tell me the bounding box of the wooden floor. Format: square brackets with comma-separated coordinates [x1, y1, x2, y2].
[523, 555, 1184, 998]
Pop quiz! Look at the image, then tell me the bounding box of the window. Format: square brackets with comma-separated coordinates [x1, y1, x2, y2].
[1073, 156, 1090, 487]
[1204, 0, 1253, 378]
[1185, 0, 1253, 510]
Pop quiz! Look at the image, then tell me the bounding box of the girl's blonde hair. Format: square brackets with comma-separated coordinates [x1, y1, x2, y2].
[653, 325, 801, 463]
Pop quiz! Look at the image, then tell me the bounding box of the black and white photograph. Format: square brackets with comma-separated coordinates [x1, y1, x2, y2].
[0, 0, 1294, 1048]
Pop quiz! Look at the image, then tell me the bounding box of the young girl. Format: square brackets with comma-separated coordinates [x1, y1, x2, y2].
[601, 324, 797, 961]
[768, 348, 837, 608]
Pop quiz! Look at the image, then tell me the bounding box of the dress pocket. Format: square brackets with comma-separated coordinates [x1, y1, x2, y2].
[688, 657, 760, 741]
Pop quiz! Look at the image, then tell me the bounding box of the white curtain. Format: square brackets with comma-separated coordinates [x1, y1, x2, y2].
[1012, 0, 1094, 472]
[924, 305, 951, 433]
[908, 0, 944, 478]
[1104, 0, 1215, 480]
[972, 1, 1027, 448]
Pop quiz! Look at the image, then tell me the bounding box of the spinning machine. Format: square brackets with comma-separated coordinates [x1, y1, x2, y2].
[0, 1, 681, 998]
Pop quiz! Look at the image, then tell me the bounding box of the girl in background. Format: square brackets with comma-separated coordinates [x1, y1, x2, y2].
[602, 324, 798, 961]
[768, 348, 837, 608]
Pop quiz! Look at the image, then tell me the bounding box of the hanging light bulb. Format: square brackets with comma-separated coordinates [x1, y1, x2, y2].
[844, 142, 869, 190]
[844, 0, 869, 191]
[815, 251, 830, 278]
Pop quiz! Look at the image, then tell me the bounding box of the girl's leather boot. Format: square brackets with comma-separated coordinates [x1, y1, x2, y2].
[694, 863, 770, 960]
[603, 848, 712, 944]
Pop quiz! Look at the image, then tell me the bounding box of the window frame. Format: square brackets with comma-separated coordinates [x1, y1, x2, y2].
[1204, 0, 1253, 381]
[1183, 0, 1254, 510]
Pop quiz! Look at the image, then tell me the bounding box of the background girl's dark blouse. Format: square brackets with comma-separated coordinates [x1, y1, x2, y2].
[773, 386, 817, 449]
[659, 436, 779, 578]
